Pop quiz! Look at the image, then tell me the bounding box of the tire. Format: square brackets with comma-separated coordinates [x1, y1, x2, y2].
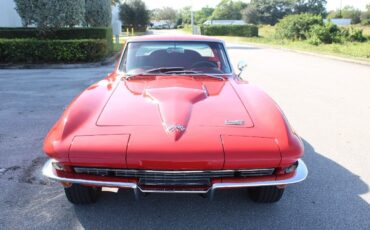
[64, 184, 101, 204]
[248, 186, 285, 203]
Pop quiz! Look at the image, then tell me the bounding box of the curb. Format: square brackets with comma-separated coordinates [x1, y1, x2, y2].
[0, 52, 121, 70]
[229, 42, 370, 67]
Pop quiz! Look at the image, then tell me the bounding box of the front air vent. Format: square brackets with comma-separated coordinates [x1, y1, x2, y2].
[73, 167, 275, 186]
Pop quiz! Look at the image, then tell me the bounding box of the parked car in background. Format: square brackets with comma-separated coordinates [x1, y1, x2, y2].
[42, 35, 308, 204]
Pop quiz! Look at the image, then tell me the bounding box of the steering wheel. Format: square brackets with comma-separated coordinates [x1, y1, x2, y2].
[190, 61, 218, 69]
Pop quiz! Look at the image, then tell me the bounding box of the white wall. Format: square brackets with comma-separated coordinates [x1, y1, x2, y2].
[0, 0, 22, 27]
[111, 5, 122, 35]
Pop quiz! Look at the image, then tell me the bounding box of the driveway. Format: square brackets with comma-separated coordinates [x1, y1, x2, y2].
[0, 39, 369, 229]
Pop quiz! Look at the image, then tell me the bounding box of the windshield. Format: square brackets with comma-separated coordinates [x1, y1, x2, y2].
[120, 41, 232, 75]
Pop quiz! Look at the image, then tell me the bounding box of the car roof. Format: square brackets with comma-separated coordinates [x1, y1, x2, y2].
[127, 35, 225, 43]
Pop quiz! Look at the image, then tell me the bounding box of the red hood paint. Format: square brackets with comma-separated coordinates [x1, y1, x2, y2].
[97, 76, 253, 140]
[44, 73, 304, 170]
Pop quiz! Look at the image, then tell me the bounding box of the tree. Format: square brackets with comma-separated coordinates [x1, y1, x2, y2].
[341, 6, 362, 24]
[327, 10, 342, 19]
[246, 0, 294, 25]
[14, 0, 34, 26]
[152, 7, 178, 27]
[293, 0, 327, 16]
[85, 0, 112, 27]
[195, 6, 214, 24]
[360, 4, 370, 25]
[327, 6, 362, 24]
[62, 0, 85, 27]
[211, 0, 247, 20]
[241, 5, 259, 24]
[119, 0, 149, 29]
[15, 0, 85, 28]
[180, 6, 192, 25]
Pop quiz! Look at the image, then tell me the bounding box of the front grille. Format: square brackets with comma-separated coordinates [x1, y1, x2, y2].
[73, 167, 275, 186]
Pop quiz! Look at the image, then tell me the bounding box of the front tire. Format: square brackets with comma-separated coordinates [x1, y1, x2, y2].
[64, 184, 101, 204]
[248, 186, 284, 203]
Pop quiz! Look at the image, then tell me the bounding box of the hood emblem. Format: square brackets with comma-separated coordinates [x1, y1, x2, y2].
[165, 124, 186, 133]
[225, 120, 245, 126]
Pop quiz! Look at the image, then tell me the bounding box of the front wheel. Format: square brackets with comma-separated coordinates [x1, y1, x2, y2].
[64, 184, 101, 204]
[248, 186, 285, 203]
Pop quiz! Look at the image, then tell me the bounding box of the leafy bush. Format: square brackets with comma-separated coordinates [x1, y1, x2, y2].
[0, 39, 108, 63]
[308, 23, 342, 45]
[341, 27, 367, 42]
[308, 25, 367, 45]
[276, 13, 323, 40]
[0, 27, 113, 52]
[14, 0, 85, 28]
[85, 0, 112, 27]
[201, 25, 258, 37]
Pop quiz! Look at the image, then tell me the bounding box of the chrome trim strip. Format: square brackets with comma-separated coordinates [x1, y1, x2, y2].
[42, 159, 308, 199]
[208, 159, 308, 200]
[73, 167, 274, 175]
[138, 189, 209, 194]
[42, 160, 138, 190]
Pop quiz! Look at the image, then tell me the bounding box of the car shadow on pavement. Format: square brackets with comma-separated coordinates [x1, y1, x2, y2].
[72, 139, 369, 229]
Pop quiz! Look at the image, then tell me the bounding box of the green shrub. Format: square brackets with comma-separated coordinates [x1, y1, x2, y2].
[341, 27, 367, 42]
[0, 27, 113, 52]
[0, 39, 108, 63]
[200, 25, 258, 37]
[0, 27, 110, 39]
[276, 13, 323, 40]
[308, 23, 342, 45]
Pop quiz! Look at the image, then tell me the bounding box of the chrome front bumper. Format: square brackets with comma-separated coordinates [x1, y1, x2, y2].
[42, 159, 308, 200]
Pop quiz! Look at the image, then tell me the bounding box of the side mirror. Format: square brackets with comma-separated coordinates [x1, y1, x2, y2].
[237, 60, 247, 77]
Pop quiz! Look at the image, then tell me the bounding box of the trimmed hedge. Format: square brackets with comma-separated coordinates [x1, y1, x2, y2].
[201, 25, 258, 37]
[0, 39, 108, 63]
[0, 27, 113, 52]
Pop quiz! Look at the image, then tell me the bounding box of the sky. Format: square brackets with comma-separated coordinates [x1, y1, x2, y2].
[144, 0, 369, 11]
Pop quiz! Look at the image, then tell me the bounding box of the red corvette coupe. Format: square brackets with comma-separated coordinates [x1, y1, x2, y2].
[42, 35, 307, 204]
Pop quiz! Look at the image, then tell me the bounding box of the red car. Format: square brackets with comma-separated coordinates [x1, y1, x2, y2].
[42, 35, 307, 204]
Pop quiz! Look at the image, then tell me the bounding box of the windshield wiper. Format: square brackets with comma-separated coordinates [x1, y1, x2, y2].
[125, 67, 185, 80]
[145, 67, 185, 74]
[165, 70, 225, 81]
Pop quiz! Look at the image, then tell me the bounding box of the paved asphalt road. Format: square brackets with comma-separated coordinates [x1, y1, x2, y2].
[0, 32, 369, 229]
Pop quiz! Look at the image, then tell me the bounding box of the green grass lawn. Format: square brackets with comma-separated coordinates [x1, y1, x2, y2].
[217, 35, 370, 61]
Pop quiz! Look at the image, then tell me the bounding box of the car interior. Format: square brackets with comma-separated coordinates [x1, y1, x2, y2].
[128, 48, 224, 74]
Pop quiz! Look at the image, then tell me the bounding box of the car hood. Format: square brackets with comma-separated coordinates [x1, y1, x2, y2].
[97, 75, 253, 139]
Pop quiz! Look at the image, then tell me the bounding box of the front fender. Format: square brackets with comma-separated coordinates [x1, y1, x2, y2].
[43, 73, 120, 161]
[230, 80, 304, 167]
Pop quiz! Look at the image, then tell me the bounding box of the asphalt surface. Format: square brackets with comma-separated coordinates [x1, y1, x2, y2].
[0, 34, 370, 229]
